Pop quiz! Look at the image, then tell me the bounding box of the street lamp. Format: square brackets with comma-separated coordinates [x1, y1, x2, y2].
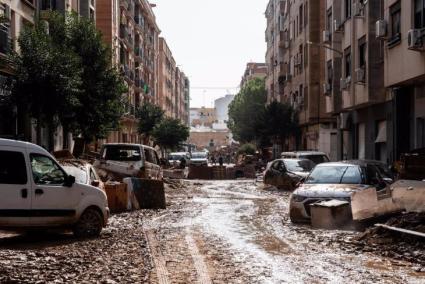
[306, 41, 343, 56]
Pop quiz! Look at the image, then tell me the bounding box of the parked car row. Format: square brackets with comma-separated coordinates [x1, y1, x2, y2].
[167, 151, 209, 167]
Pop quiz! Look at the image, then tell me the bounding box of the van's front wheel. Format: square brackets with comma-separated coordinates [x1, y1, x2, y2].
[73, 208, 103, 238]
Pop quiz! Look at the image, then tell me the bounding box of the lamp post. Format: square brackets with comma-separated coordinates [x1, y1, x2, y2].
[306, 41, 343, 56]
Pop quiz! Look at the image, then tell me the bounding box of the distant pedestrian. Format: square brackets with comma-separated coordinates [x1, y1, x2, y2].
[218, 156, 224, 167]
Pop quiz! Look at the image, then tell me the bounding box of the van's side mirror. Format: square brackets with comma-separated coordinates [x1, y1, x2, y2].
[91, 180, 100, 187]
[64, 175, 75, 187]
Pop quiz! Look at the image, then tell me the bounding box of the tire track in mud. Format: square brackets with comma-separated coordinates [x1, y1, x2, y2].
[185, 229, 212, 284]
[145, 230, 171, 284]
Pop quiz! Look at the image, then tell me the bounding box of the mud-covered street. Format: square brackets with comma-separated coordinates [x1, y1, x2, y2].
[0, 180, 424, 283]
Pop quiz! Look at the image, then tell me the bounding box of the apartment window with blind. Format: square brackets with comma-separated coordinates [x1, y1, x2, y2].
[327, 60, 333, 91]
[389, 1, 401, 46]
[414, 0, 425, 28]
[358, 37, 366, 69]
[345, 0, 352, 19]
[344, 47, 351, 79]
[299, 4, 303, 33]
[326, 9, 333, 41]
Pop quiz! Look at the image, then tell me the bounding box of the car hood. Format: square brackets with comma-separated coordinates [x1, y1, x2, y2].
[191, 158, 208, 162]
[294, 184, 372, 198]
[289, 171, 310, 178]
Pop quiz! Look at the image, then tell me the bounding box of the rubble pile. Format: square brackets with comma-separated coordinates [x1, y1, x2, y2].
[0, 212, 152, 283]
[350, 213, 425, 267]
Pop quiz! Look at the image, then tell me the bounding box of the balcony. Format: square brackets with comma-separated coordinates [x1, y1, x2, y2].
[120, 25, 133, 50]
[134, 15, 144, 27]
[0, 30, 13, 55]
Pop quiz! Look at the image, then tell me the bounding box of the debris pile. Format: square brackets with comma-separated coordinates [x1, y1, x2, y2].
[350, 213, 425, 267]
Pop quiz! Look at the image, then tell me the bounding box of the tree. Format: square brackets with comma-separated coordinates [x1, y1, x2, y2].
[6, 15, 82, 148]
[152, 118, 189, 152]
[64, 14, 126, 144]
[260, 101, 298, 147]
[3, 12, 126, 149]
[227, 78, 267, 145]
[237, 143, 257, 155]
[137, 102, 165, 144]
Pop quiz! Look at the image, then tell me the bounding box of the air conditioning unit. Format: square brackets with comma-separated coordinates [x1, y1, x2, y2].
[323, 83, 331, 95]
[355, 68, 366, 83]
[334, 19, 343, 32]
[376, 20, 387, 39]
[340, 77, 347, 90]
[353, 1, 364, 17]
[407, 29, 424, 51]
[323, 30, 331, 43]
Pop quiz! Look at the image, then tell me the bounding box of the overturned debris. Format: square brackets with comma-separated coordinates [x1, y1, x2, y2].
[375, 223, 425, 238]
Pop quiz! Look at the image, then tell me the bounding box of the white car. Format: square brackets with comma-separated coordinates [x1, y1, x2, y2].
[0, 139, 109, 237]
[190, 152, 209, 166]
[94, 143, 162, 180]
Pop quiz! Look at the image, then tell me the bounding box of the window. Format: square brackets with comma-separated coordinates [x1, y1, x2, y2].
[30, 154, 66, 185]
[390, 2, 401, 41]
[326, 9, 333, 41]
[102, 145, 141, 161]
[299, 4, 303, 33]
[305, 166, 361, 184]
[358, 38, 366, 69]
[414, 0, 425, 28]
[341, 166, 362, 184]
[327, 60, 333, 90]
[0, 151, 27, 184]
[344, 47, 351, 78]
[345, 0, 352, 19]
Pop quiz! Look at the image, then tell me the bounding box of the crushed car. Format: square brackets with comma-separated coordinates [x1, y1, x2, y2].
[264, 158, 315, 190]
[94, 143, 162, 181]
[289, 160, 401, 223]
[58, 159, 105, 191]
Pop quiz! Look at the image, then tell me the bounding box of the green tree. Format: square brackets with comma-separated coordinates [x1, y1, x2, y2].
[137, 102, 165, 144]
[260, 101, 298, 147]
[227, 78, 267, 144]
[237, 143, 257, 155]
[152, 118, 189, 152]
[64, 13, 126, 144]
[6, 15, 82, 148]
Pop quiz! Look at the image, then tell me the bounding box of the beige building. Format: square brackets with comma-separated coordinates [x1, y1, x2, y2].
[380, 0, 425, 159]
[324, 0, 389, 162]
[96, 0, 160, 144]
[265, 0, 336, 159]
[240, 62, 267, 88]
[188, 129, 230, 151]
[189, 107, 216, 128]
[157, 37, 189, 123]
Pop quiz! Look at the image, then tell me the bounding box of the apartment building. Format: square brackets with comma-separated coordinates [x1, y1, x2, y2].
[266, 0, 336, 159]
[96, 0, 160, 143]
[38, 0, 96, 20]
[0, 0, 36, 139]
[379, 0, 425, 160]
[157, 37, 176, 118]
[324, 0, 388, 162]
[240, 62, 267, 88]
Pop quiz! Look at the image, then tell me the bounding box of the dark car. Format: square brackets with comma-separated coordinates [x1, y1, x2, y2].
[264, 158, 315, 190]
[289, 160, 389, 223]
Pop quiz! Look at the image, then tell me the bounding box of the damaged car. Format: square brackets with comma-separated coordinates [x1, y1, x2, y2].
[59, 159, 105, 191]
[289, 160, 398, 223]
[264, 158, 315, 190]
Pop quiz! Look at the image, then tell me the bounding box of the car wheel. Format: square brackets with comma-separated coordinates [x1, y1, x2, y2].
[73, 208, 103, 238]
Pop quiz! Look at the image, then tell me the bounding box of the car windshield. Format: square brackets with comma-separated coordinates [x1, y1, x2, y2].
[192, 153, 207, 159]
[299, 154, 329, 164]
[305, 165, 362, 184]
[284, 160, 315, 172]
[169, 154, 184, 160]
[102, 145, 141, 161]
[62, 166, 87, 184]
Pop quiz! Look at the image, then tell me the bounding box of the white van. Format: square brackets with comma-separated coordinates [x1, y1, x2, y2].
[0, 139, 109, 237]
[94, 143, 162, 180]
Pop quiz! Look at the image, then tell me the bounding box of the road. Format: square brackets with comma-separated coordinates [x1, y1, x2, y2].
[0, 179, 423, 283]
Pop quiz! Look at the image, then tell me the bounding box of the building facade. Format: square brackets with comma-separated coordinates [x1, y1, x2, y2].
[266, 0, 336, 160]
[96, 0, 160, 144]
[189, 107, 216, 128]
[324, 0, 389, 163]
[380, 0, 425, 161]
[214, 94, 235, 123]
[240, 62, 267, 88]
[0, 0, 36, 140]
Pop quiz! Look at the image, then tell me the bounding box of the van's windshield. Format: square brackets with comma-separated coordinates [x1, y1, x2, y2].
[102, 145, 142, 161]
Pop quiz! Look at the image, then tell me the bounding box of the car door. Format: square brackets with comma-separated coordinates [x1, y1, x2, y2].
[0, 147, 32, 226]
[29, 153, 81, 226]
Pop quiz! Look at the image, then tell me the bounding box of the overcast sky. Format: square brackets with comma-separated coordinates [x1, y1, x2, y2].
[153, 0, 269, 108]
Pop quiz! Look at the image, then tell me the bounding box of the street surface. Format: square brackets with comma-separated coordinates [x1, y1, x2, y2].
[0, 180, 423, 283]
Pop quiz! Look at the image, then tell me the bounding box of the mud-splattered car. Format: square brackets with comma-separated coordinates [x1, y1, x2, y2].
[289, 160, 392, 223]
[264, 158, 315, 190]
[58, 159, 105, 191]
